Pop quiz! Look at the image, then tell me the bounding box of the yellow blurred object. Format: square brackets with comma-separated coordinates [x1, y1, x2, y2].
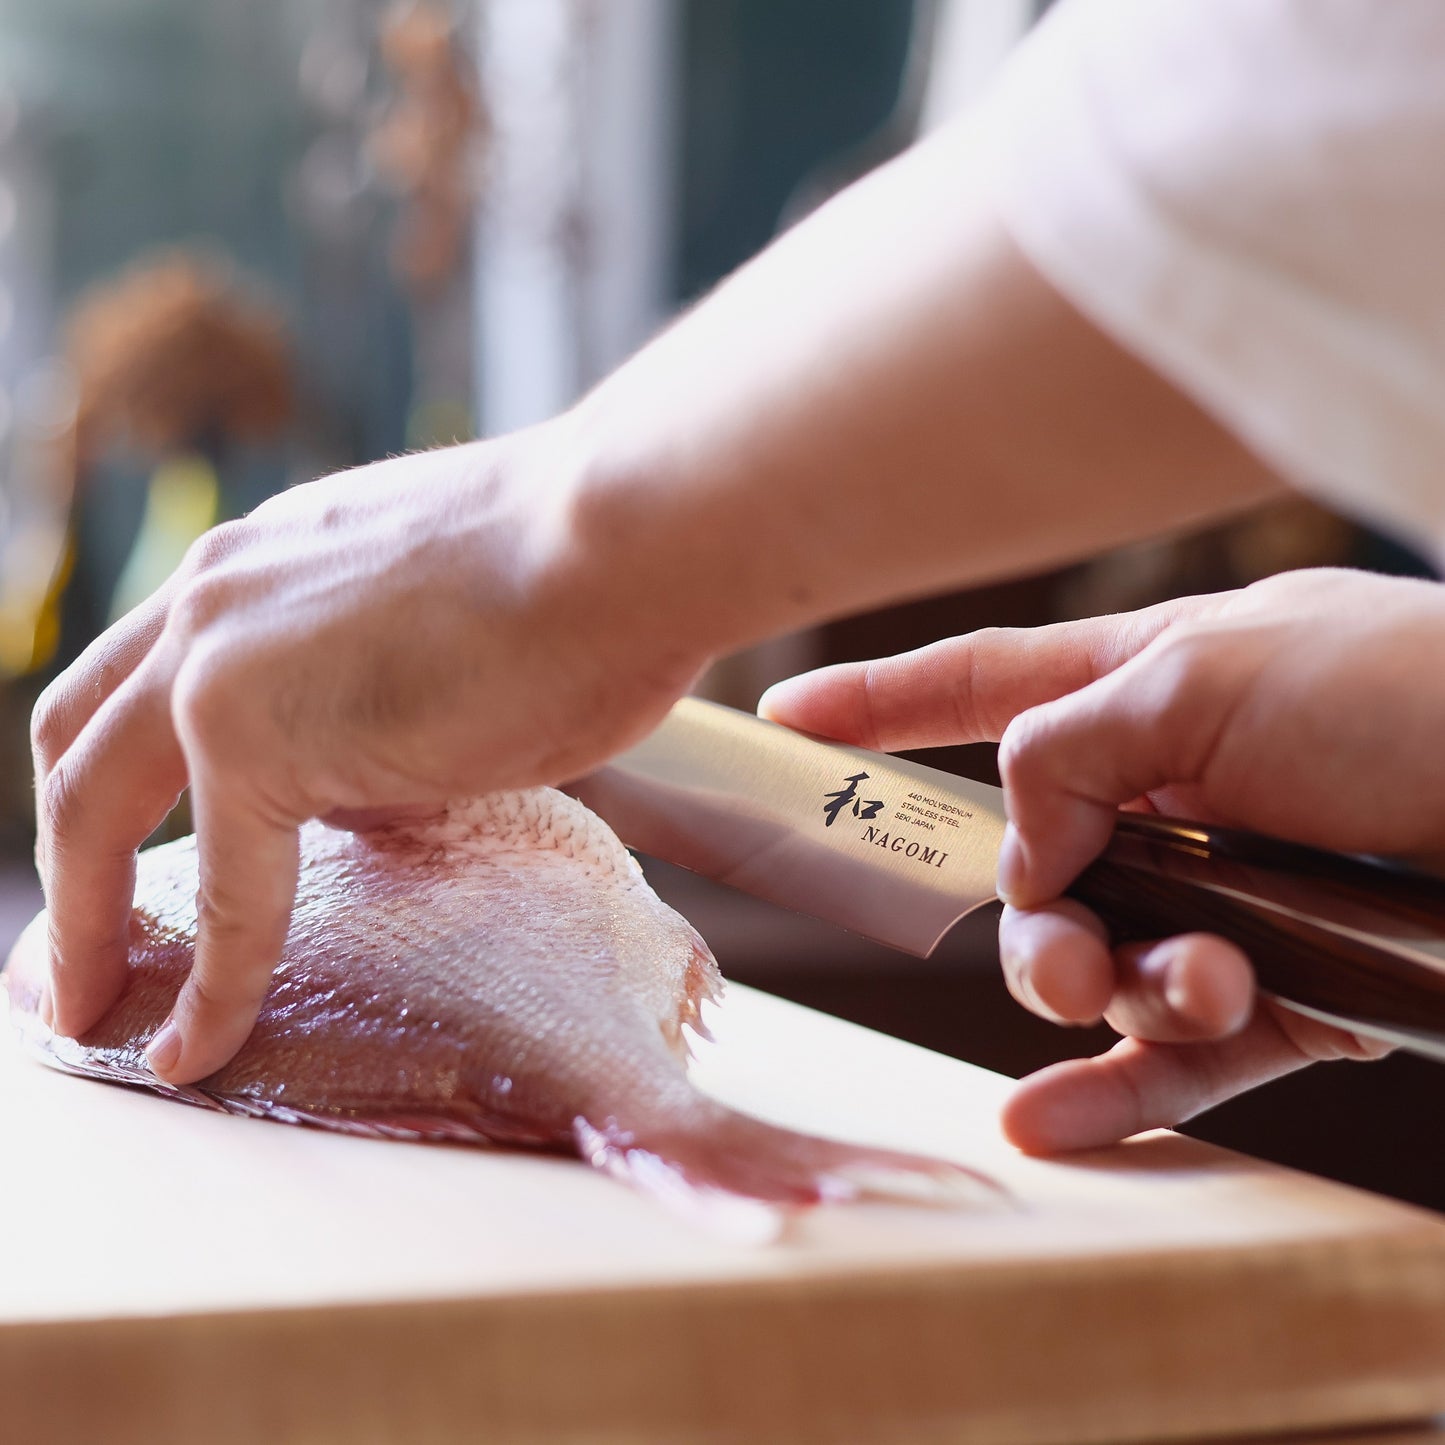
[0, 522, 72, 679]
[108, 454, 220, 625]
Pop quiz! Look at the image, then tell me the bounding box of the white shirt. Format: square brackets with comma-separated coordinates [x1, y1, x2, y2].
[984, 0, 1445, 555]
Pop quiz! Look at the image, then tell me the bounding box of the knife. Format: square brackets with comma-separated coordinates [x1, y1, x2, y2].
[572, 697, 1445, 1064]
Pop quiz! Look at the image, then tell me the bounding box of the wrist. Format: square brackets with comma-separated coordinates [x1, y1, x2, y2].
[518, 411, 720, 732]
[550, 400, 774, 669]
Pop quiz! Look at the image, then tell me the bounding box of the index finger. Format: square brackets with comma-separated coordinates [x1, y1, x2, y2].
[758, 595, 1204, 752]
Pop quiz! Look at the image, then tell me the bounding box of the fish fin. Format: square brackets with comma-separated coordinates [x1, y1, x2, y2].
[662, 930, 724, 1053]
[15, 1028, 239, 1116]
[165, 1089, 580, 1151]
[205, 1105, 531, 1145]
[11, 1024, 321, 1126]
[683, 930, 723, 1010]
[573, 1102, 1008, 1235]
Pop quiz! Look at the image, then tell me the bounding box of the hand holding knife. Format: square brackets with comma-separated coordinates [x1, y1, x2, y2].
[574, 698, 1445, 1065]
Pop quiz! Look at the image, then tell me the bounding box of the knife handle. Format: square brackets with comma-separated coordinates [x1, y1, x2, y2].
[1063, 814, 1445, 1041]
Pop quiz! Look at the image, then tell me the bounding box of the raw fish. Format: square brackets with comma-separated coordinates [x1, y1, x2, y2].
[5, 790, 995, 1224]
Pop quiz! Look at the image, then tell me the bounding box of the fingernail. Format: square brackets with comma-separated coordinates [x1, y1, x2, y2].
[1011, 959, 1042, 1016]
[1017, 962, 1070, 1025]
[997, 823, 1027, 904]
[1163, 951, 1193, 1017]
[1002, 938, 1067, 1026]
[146, 1019, 182, 1076]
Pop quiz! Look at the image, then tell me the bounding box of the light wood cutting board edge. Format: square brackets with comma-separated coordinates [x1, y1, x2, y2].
[3, 1218, 1443, 1445]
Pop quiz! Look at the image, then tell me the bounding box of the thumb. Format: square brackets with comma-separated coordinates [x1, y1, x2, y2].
[759, 597, 1202, 753]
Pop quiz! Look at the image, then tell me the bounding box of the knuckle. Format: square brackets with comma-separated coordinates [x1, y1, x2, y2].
[170, 650, 232, 745]
[996, 707, 1051, 788]
[193, 887, 253, 943]
[855, 660, 888, 751]
[244, 488, 290, 525]
[1139, 625, 1216, 704]
[951, 629, 1009, 739]
[185, 966, 271, 1019]
[1134, 626, 1240, 765]
[964, 625, 1014, 658]
[44, 913, 64, 968]
[29, 681, 70, 766]
[171, 523, 256, 635]
[39, 760, 85, 841]
[185, 519, 248, 574]
[169, 573, 234, 639]
[1247, 566, 1345, 602]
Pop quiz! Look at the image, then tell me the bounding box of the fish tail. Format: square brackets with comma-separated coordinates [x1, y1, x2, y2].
[573, 1101, 1005, 1238]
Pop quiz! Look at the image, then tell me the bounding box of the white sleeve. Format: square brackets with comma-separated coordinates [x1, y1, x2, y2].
[982, 0, 1445, 554]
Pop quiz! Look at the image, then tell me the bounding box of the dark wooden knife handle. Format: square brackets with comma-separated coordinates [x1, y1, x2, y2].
[1063, 814, 1445, 1041]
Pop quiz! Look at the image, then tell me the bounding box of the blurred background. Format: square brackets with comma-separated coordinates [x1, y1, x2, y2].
[0, 0, 1437, 1208]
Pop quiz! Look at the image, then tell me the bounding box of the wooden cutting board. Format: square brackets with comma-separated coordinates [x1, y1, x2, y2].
[0, 982, 1442, 1445]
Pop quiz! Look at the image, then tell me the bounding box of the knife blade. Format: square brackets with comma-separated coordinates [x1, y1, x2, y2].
[573, 697, 1445, 1064]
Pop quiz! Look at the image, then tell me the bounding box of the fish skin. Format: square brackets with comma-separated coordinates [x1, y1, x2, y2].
[5, 790, 997, 1217]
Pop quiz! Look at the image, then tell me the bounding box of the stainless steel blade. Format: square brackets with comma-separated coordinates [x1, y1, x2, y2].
[572, 697, 1007, 956]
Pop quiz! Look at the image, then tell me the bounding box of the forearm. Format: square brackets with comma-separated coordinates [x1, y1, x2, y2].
[561, 121, 1285, 661]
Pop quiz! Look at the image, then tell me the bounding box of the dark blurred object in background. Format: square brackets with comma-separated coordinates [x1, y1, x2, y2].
[65, 249, 292, 619]
[68, 251, 291, 473]
[1060, 494, 1433, 621]
[370, 0, 487, 299]
[676, 0, 917, 300]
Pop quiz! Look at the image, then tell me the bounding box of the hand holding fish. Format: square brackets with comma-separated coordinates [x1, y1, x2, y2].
[30, 428, 705, 1085]
[762, 568, 1445, 1150]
